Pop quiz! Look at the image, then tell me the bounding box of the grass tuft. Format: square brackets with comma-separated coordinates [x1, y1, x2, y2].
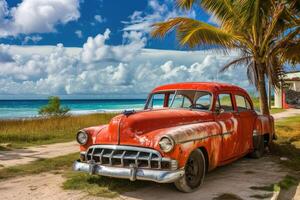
[277, 175, 298, 190]
[0, 113, 116, 148]
[63, 172, 150, 198]
[0, 153, 78, 179]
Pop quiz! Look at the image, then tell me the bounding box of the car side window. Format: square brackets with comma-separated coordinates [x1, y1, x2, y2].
[171, 94, 192, 108]
[216, 94, 234, 112]
[149, 94, 165, 109]
[235, 95, 252, 112]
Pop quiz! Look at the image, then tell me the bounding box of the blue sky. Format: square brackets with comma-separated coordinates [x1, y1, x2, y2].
[0, 0, 209, 49]
[0, 0, 265, 99]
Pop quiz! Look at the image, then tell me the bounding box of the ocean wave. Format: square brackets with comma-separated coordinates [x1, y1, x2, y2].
[69, 108, 143, 115]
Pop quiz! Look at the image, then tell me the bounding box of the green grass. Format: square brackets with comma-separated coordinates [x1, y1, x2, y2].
[277, 175, 298, 190]
[0, 153, 78, 180]
[271, 116, 300, 171]
[63, 172, 150, 198]
[0, 113, 116, 148]
[270, 108, 286, 114]
[250, 175, 296, 195]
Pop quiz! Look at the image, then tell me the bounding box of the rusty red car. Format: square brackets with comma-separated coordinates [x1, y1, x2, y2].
[73, 82, 275, 192]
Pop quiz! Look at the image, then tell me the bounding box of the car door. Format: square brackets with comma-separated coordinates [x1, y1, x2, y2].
[233, 93, 256, 154]
[214, 93, 240, 162]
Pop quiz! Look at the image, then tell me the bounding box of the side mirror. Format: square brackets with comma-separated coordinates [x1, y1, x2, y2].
[216, 108, 225, 114]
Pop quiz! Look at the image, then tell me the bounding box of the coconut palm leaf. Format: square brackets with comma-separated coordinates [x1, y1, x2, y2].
[176, 0, 198, 10]
[152, 17, 240, 48]
[220, 56, 252, 72]
[246, 62, 258, 87]
[282, 41, 300, 65]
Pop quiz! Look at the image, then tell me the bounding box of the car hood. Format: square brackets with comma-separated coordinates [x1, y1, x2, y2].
[94, 109, 214, 147]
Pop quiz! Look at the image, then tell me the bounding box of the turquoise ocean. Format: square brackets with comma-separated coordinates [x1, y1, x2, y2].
[0, 99, 148, 119]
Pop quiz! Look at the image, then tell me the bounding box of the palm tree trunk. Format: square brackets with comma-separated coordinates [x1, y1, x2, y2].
[258, 69, 270, 115]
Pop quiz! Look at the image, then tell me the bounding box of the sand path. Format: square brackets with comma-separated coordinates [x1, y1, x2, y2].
[0, 141, 77, 168]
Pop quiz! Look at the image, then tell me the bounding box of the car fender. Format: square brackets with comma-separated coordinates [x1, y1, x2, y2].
[155, 121, 222, 170]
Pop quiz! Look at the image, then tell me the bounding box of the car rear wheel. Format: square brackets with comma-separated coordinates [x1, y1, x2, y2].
[174, 149, 206, 193]
[250, 136, 265, 158]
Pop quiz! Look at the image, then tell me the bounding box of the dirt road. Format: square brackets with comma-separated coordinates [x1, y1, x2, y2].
[0, 156, 297, 200]
[0, 141, 77, 168]
[272, 109, 300, 120]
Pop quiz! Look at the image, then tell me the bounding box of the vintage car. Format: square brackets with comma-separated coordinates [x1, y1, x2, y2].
[73, 82, 275, 192]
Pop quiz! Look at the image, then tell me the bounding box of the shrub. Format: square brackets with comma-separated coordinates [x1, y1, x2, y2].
[39, 96, 70, 116]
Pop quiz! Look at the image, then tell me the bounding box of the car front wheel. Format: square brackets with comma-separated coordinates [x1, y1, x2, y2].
[174, 149, 206, 193]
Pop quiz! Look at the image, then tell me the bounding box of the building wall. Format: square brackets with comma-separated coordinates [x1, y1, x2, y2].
[274, 87, 282, 108]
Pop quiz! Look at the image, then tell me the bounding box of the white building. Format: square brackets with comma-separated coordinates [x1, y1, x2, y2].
[274, 71, 300, 109]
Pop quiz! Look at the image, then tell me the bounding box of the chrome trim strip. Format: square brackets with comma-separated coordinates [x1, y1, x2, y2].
[73, 160, 184, 183]
[177, 130, 233, 144]
[87, 145, 161, 155]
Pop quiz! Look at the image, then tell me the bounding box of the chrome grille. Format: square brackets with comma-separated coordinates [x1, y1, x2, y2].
[85, 145, 177, 170]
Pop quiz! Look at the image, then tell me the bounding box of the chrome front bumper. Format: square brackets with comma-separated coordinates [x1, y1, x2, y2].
[73, 160, 184, 183]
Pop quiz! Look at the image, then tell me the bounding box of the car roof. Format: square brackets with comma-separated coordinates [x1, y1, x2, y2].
[152, 82, 248, 94]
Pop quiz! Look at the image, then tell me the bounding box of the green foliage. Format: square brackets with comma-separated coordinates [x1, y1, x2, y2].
[39, 96, 70, 116]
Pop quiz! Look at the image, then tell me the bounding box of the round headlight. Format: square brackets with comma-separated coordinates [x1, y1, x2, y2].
[159, 136, 174, 153]
[76, 130, 88, 145]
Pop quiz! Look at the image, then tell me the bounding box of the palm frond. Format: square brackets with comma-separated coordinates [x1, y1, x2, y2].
[220, 56, 252, 72]
[199, 0, 242, 27]
[282, 41, 300, 65]
[269, 27, 300, 56]
[265, 56, 285, 88]
[259, 3, 285, 55]
[152, 17, 241, 48]
[246, 62, 259, 88]
[176, 0, 198, 10]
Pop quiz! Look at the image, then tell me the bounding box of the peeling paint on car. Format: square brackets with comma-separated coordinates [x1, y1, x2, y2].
[76, 82, 275, 173]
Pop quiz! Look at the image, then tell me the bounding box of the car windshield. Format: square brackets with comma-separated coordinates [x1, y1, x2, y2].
[146, 90, 212, 111]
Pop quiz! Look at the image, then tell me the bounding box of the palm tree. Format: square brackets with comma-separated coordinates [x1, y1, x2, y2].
[152, 0, 300, 115]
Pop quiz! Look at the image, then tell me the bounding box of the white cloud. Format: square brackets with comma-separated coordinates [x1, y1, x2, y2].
[75, 30, 83, 38]
[0, 30, 254, 98]
[0, 44, 13, 62]
[0, 0, 80, 37]
[207, 14, 221, 26]
[81, 29, 146, 63]
[123, 0, 196, 33]
[22, 35, 43, 44]
[94, 15, 105, 23]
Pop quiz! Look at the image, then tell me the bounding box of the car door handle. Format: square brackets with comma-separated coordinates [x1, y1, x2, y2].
[233, 112, 240, 116]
